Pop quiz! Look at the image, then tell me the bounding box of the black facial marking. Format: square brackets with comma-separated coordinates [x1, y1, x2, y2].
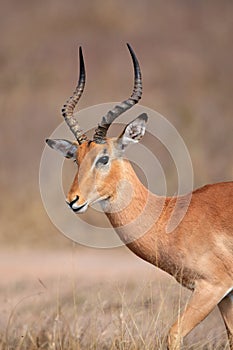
[66, 151, 75, 158]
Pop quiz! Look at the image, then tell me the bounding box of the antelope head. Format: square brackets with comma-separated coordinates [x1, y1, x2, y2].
[46, 44, 148, 213]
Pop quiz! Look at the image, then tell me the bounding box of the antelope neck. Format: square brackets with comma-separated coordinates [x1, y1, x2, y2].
[103, 160, 165, 245]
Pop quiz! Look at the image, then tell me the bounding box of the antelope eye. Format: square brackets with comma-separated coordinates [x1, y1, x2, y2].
[96, 155, 109, 167]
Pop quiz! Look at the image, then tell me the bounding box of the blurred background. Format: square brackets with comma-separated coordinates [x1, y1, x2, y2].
[0, 0, 232, 249]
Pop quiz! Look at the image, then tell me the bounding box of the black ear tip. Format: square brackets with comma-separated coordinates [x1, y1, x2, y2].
[46, 139, 54, 147]
[139, 113, 148, 122]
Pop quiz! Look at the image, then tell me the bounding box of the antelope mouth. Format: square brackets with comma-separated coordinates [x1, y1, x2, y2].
[73, 202, 88, 213]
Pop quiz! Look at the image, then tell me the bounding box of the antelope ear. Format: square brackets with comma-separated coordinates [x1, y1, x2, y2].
[46, 139, 78, 159]
[116, 113, 148, 150]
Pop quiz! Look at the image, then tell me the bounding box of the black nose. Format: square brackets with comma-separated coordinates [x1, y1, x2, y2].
[67, 195, 79, 208]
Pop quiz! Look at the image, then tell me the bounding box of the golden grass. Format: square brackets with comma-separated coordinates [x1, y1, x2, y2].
[0, 248, 228, 350]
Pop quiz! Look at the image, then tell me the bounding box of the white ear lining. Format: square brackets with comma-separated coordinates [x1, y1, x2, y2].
[117, 113, 148, 149]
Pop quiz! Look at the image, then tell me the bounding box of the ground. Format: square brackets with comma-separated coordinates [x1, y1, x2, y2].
[0, 246, 228, 349]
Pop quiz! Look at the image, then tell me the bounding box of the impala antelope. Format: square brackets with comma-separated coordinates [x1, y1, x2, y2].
[46, 44, 233, 350]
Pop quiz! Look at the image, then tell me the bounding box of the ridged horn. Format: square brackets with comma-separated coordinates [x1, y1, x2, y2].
[61, 47, 88, 144]
[93, 43, 142, 143]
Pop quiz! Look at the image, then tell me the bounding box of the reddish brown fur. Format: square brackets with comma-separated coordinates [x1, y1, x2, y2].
[66, 140, 233, 350]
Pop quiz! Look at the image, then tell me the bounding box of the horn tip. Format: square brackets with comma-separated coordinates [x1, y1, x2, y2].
[126, 43, 132, 51]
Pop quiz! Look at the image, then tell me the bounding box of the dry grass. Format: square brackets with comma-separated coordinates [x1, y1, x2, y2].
[0, 248, 229, 350]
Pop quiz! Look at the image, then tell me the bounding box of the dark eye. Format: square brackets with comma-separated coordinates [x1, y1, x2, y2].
[96, 155, 109, 167]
